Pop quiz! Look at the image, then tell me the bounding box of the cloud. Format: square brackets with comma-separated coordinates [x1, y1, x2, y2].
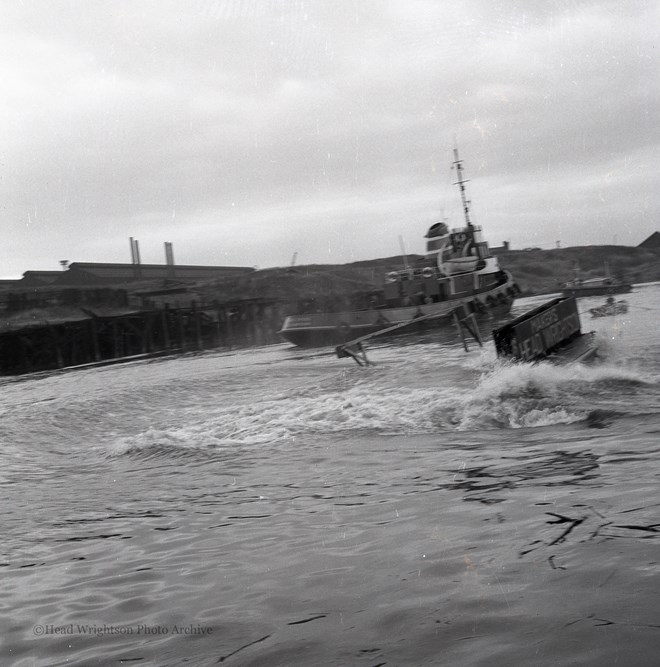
[1, 0, 658, 276]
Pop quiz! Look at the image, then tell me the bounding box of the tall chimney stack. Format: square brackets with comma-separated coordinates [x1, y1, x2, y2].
[129, 237, 142, 279]
[164, 242, 175, 279]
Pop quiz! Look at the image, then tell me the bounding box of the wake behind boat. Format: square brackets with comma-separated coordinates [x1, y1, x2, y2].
[279, 150, 520, 347]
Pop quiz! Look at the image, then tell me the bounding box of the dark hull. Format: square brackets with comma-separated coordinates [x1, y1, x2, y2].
[281, 304, 513, 347]
[279, 276, 517, 347]
[561, 284, 632, 298]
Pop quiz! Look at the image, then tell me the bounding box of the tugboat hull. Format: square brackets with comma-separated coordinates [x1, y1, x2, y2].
[561, 283, 632, 298]
[279, 274, 517, 347]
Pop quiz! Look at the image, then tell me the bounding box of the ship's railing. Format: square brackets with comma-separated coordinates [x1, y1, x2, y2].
[449, 225, 482, 233]
[385, 267, 437, 282]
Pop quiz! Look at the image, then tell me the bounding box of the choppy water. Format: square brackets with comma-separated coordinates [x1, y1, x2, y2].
[2, 285, 660, 666]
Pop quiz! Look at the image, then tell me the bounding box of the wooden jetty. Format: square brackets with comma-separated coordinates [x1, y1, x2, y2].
[0, 299, 287, 376]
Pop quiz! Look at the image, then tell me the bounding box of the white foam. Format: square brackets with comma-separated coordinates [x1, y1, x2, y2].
[109, 344, 655, 455]
[446, 354, 655, 430]
[109, 380, 457, 455]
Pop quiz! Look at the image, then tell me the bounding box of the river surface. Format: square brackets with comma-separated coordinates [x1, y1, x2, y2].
[2, 285, 660, 666]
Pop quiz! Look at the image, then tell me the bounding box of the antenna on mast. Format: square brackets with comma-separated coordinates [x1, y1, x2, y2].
[452, 147, 473, 228]
[398, 235, 411, 271]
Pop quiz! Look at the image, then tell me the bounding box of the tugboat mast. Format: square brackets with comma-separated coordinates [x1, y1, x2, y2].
[452, 148, 473, 228]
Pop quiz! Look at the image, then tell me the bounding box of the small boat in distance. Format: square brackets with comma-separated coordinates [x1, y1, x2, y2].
[589, 297, 629, 318]
[493, 296, 597, 364]
[279, 150, 520, 347]
[561, 264, 632, 298]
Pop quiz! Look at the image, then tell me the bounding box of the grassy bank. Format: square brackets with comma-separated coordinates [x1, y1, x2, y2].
[489, 245, 660, 294]
[200, 244, 660, 303]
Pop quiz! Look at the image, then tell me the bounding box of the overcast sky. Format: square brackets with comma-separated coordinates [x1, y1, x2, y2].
[1, 0, 658, 277]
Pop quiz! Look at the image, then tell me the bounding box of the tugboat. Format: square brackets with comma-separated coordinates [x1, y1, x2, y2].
[279, 150, 520, 347]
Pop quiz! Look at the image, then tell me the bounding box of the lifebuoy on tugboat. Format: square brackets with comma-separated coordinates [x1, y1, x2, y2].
[421, 267, 434, 279]
[386, 272, 400, 283]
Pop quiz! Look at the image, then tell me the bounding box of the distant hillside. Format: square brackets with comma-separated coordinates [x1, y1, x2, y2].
[205, 245, 660, 303]
[495, 245, 660, 294]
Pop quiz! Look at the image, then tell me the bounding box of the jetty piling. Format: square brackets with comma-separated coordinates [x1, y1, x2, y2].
[0, 299, 287, 376]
